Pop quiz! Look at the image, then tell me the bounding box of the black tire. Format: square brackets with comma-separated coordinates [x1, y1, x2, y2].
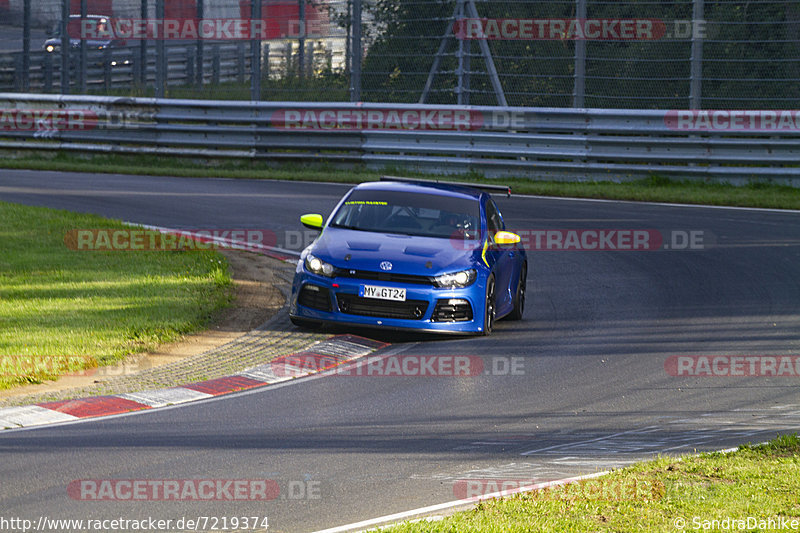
[482, 275, 496, 336]
[290, 316, 322, 330]
[507, 263, 527, 321]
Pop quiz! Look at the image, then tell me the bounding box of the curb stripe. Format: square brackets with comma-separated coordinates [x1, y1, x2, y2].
[335, 334, 390, 350]
[119, 388, 214, 408]
[237, 365, 294, 384]
[0, 405, 79, 428]
[273, 351, 348, 366]
[38, 396, 150, 418]
[312, 343, 375, 357]
[268, 352, 346, 378]
[183, 375, 274, 396]
[1, 334, 389, 431]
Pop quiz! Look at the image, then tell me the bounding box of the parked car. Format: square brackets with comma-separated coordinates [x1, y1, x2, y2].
[43, 15, 126, 53]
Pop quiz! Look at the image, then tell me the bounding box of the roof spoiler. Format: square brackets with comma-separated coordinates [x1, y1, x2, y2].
[379, 176, 511, 198]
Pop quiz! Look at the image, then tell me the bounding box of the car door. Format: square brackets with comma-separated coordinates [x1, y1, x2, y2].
[485, 198, 516, 315]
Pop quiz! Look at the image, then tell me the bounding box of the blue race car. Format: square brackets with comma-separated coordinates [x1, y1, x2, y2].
[289, 177, 527, 335]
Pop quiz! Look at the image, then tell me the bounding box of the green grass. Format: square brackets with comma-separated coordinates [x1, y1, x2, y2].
[96, 73, 350, 101]
[382, 434, 800, 532]
[0, 201, 233, 390]
[3, 152, 799, 210]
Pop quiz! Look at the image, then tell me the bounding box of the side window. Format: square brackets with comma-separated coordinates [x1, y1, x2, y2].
[486, 199, 505, 237]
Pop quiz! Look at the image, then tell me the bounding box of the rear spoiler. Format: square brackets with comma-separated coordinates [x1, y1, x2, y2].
[380, 176, 511, 198]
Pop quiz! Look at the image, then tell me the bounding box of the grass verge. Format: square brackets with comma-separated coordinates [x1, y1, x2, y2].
[0, 201, 233, 390]
[382, 434, 800, 532]
[2, 152, 799, 210]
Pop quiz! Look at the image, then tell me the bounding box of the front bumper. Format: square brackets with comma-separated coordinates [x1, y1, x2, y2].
[289, 271, 488, 334]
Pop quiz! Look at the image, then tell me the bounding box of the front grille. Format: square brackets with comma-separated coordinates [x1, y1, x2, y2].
[336, 269, 434, 285]
[431, 299, 473, 322]
[298, 284, 331, 311]
[336, 293, 428, 320]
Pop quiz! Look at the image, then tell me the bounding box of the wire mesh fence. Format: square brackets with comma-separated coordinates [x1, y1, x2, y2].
[2, 0, 799, 108]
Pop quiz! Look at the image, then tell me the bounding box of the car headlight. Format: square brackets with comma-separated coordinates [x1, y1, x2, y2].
[46, 45, 55, 53]
[434, 268, 476, 288]
[305, 254, 336, 277]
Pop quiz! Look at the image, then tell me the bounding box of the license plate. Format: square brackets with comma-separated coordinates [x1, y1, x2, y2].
[360, 285, 406, 301]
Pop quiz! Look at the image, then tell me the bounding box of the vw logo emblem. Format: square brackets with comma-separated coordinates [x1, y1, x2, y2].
[379, 261, 393, 271]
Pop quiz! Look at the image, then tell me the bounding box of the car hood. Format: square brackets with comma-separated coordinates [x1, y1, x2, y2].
[310, 227, 481, 275]
[44, 37, 111, 47]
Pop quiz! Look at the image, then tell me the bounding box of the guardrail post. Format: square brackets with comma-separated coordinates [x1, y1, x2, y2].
[212, 44, 220, 86]
[155, 0, 165, 98]
[305, 41, 314, 78]
[462, 37, 470, 105]
[139, 0, 147, 88]
[344, 0, 351, 74]
[44, 53, 53, 92]
[237, 42, 246, 84]
[298, 0, 305, 79]
[60, 0, 70, 95]
[103, 47, 111, 91]
[79, 0, 87, 93]
[263, 43, 270, 78]
[196, 0, 204, 87]
[13, 54, 23, 92]
[132, 47, 142, 86]
[22, 0, 30, 91]
[349, 0, 362, 102]
[187, 45, 195, 85]
[690, 0, 704, 109]
[250, 0, 262, 100]
[573, 0, 586, 108]
[455, 0, 466, 105]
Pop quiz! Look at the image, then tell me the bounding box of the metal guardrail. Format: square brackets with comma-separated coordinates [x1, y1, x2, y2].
[0, 43, 253, 93]
[1, 93, 798, 184]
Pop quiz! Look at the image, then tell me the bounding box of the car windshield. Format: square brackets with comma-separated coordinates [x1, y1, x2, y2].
[330, 189, 481, 239]
[53, 17, 108, 39]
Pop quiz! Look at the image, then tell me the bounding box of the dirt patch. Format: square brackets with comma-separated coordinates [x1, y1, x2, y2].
[0, 249, 286, 401]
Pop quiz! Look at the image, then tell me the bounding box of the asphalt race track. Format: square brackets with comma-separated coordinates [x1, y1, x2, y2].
[1, 169, 799, 532]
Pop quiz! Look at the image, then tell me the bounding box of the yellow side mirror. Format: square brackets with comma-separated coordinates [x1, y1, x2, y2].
[494, 231, 521, 245]
[300, 213, 324, 231]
